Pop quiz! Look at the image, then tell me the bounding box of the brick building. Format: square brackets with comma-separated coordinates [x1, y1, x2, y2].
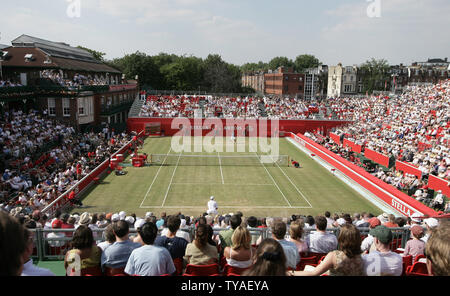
[0, 35, 138, 131]
[264, 67, 305, 97]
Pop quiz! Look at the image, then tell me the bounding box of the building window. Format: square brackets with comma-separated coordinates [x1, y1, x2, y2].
[48, 98, 56, 116]
[62, 98, 71, 117]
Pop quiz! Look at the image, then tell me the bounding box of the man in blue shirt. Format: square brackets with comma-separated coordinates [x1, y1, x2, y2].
[272, 220, 300, 269]
[101, 220, 141, 270]
[125, 222, 175, 276]
[154, 215, 188, 260]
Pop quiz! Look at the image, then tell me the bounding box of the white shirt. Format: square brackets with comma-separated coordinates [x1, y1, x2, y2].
[208, 200, 217, 211]
[21, 259, 55, 276]
[362, 251, 403, 276]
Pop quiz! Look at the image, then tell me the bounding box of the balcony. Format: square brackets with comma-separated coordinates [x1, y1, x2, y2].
[0, 84, 127, 101]
[100, 101, 133, 115]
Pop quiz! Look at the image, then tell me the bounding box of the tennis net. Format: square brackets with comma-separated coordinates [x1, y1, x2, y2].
[150, 154, 290, 166]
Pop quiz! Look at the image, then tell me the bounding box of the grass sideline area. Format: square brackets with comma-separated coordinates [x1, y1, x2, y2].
[75, 136, 382, 218]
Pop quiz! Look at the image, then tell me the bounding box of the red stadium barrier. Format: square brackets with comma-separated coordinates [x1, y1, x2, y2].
[290, 133, 437, 217]
[364, 148, 390, 168]
[343, 138, 362, 154]
[428, 175, 450, 200]
[127, 117, 352, 137]
[396, 161, 423, 180]
[329, 132, 341, 145]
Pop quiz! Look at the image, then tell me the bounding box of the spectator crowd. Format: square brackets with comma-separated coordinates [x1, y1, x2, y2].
[1, 206, 448, 276]
[305, 80, 450, 211]
[0, 109, 132, 218]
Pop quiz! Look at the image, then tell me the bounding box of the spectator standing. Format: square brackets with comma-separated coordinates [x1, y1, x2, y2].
[125, 222, 175, 276]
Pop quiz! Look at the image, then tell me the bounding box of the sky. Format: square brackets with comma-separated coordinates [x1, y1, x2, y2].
[0, 0, 449, 66]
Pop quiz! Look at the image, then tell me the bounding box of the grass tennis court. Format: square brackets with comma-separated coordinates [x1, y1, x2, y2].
[76, 136, 382, 218]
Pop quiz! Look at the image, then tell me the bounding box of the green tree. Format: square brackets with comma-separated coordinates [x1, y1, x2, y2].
[203, 54, 242, 93]
[110, 51, 161, 89]
[76, 45, 106, 62]
[359, 58, 390, 94]
[294, 54, 320, 73]
[268, 56, 294, 71]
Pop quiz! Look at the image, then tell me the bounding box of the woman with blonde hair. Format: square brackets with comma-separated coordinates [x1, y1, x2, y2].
[287, 220, 309, 254]
[223, 226, 254, 268]
[294, 224, 364, 276]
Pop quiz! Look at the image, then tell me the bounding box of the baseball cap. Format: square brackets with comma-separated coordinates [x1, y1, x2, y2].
[119, 211, 126, 220]
[145, 212, 153, 218]
[210, 196, 215, 200]
[369, 225, 393, 244]
[52, 219, 63, 229]
[369, 217, 381, 228]
[424, 218, 439, 228]
[111, 213, 120, 222]
[377, 213, 389, 224]
[410, 225, 424, 237]
[134, 219, 146, 229]
[105, 213, 113, 220]
[336, 218, 346, 226]
[125, 216, 135, 225]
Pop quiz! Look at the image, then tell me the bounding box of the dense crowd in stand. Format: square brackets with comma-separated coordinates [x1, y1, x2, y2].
[139, 95, 320, 120]
[0, 109, 132, 217]
[1, 208, 448, 276]
[39, 70, 110, 87]
[305, 80, 450, 211]
[0, 79, 23, 87]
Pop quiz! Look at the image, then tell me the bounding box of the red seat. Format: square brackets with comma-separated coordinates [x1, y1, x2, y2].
[402, 255, 413, 276]
[183, 264, 220, 276]
[406, 262, 429, 276]
[414, 254, 426, 263]
[104, 266, 125, 276]
[173, 257, 184, 276]
[295, 256, 318, 271]
[222, 264, 251, 276]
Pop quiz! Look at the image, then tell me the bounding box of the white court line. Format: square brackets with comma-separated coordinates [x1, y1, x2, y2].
[171, 183, 273, 186]
[140, 205, 312, 209]
[139, 147, 171, 208]
[161, 152, 182, 207]
[271, 156, 313, 208]
[254, 151, 292, 208]
[218, 152, 225, 184]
